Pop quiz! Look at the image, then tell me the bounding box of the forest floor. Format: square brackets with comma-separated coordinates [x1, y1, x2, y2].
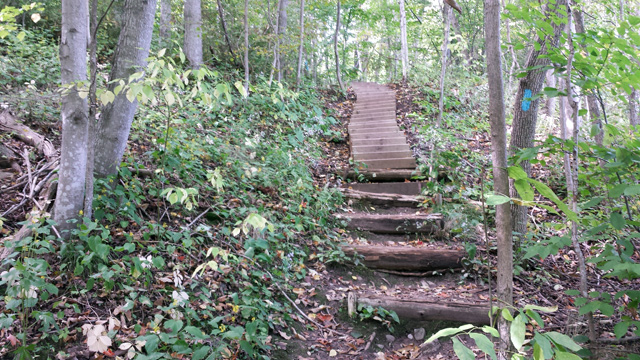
[0, 82, 639, 360]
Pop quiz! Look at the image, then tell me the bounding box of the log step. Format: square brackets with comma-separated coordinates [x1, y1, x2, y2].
[354, 150, 413, 161]
[350, 294, 491, 325]
[350, 126, 401, 135]
[356, 158, 417, 169]
[346, 182, 423, 195]
[336, 168, 421, 182]
[350, 132, 405, 141]
[341, 245, 465, 272]
[349, 120, 398, 129]
[340, 188, 422, 207]
[351, 114, 397, 122]
[350, 138, 409, 147]
[335, 212, 444, 234]
[352, 144, 411, 154]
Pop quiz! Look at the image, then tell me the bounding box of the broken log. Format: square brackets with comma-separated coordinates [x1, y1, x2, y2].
[350, 293, 491, 325]
[341, 245, 465, 272]
[340, 188, 423, 207]
[335, 212, 445, 235]
[0, 110, 56, 158]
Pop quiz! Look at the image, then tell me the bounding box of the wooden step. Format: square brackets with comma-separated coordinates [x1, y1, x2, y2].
[341, 245, 465, 272]
[353, 103, 396, 110]
[351, 114, 398, 122]
[354, 150, 414, 161]
[352, 109, 396, 116]
[349, 120, 398, 129]
[356, 157, 417, 169]
[352, 144, 411, 153]
[346, 182, 423, 195]
[350, 138, 409, 147]
[349, 126, 400, 135]
[335, 212, 444, 234]
[350, 132, 404, 141]
[338, 168, 421, 182]
[350, 294, 491, 325]
[340, 188, 422, 207]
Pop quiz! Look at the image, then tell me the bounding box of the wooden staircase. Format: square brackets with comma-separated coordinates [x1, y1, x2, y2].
[338, 82, 490, 327]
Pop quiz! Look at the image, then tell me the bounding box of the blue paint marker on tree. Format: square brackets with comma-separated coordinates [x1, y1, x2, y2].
[521, 89, 532, 111]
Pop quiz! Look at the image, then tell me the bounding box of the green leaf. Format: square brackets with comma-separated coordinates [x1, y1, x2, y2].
[510, 313, 526, 351]
[184, 326, 209, 340]
[424, 324, 474, 343]
[534, 332, 554, 359]
[192, 345, 210, 360]
[481, 325, 499, 337]
[624, 185, 640, 196]
[514, 179, 534, 202]
[523, 304, 558, 313]
[164, 319, 183, 333]
[555, 352, 583, 360]
[501, 308, 514, 321]
[452, 337, 475, 360]
[533, 342, 544, 360]
[614, 321, 630, 338]
[546, 331, 582, 352]
[608, 184, 628, 198]
[610, 212, 626, 230]
[234, 81, 248, 98]
[470, 333, 497, 360]
[508, 166, 529, 180]
[525, 309, 545, 329]
[528, 179, 577, 221]
[486, 194, 511, 206]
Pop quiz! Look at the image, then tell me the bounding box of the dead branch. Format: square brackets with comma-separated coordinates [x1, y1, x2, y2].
[0, 110, 56, 158]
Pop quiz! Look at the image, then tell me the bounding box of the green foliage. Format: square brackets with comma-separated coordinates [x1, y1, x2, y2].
[355, 304, 400, 332]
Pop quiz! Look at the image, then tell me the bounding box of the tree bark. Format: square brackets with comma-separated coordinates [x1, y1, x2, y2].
[93, 0, 157, 177]
[85, 0, 98, 220]
[437, 4, 452, 126]
[398, 0, 409, 81]
[509, 0, 567, 245]
[56, 0, 89, 234]
[631, 89, 639, 128]
[334, 0, 345, 92]
[244, 0, 250, 93]
[268, 0, 282, 86]
[184, 0, 203, 69]
[484, 0, 513, 356]
[296, 0, 305, 87]
[159, 0, 171, 44]
[545, 70, 556, 117]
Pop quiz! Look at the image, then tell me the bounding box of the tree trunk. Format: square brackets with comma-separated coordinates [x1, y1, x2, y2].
[437, 4, 452, 126]
[484, 0, 513, 356]
[311, 35, 317, 84]
[545, 70, 556, 117]
[296, 0, 305, 87]
[277, 0, 289, 82]
[217, 0, 235, 60]
[631, 89, 639, 128]
[502, 0, 518, 91]
[85, 0, 98, 220]
[94, 0, 157, 177]
[509, 0, 566, 245]
[334, 0, 345, 92]
[244, 0, 250, 93]
[56, 0, 89, 234]
[159, 0, 171, 44]
[269, 0, 282, 86]
[573, 6, 603, 145]
[184, 0, 203, 69]
[398, 0, 409, 80]
[564, 5, 596, 341]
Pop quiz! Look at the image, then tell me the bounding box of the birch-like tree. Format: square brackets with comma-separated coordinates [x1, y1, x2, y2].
[484, 0, 513, 356]
[244, 0, 250, 92]
[55, 0, 89, 233]
[334, 0, 345, 92]
[184, 0, 203, 69]
[93, 0, 158, 176]
[296, 0, 305, 87]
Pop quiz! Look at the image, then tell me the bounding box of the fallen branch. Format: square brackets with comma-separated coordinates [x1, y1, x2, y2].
[0, 110, 56, 158]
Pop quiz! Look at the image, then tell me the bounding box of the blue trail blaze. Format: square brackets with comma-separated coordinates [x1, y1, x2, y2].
[521, 89, 532, 112]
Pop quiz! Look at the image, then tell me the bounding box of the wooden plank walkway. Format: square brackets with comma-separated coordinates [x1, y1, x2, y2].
[349, 82, 417, 170]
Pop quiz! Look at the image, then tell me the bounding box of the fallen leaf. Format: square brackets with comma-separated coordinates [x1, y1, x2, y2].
[329, 349, 337, 357]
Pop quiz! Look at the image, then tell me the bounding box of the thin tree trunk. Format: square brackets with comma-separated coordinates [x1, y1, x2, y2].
[573, 6, 603, 145]
[509, 0, 567, 246]
[85, 0, 98, 220]
[484, 0, 513, 356]
[269, 0, 282, 86]
[159, 0, 171, 44]
[296, 0, 305, 87]
[398, 0, 409, 80]
[217, 0, 235, 59]
[545, 70, 556, 118]
[334, 0, 345, 92]
[437, 4, 452, 126]
[94, 0, 157, 177]
[502, 0, 518, 90]
[184, 0, 203, 69]
[277, 0, 289, 82]
[631, 89, 639, 128]
[312, 35, 317, 84]
[564, 4, 596, 342]
[244, 0, 250, 93]
[56, 0, 89, 234]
